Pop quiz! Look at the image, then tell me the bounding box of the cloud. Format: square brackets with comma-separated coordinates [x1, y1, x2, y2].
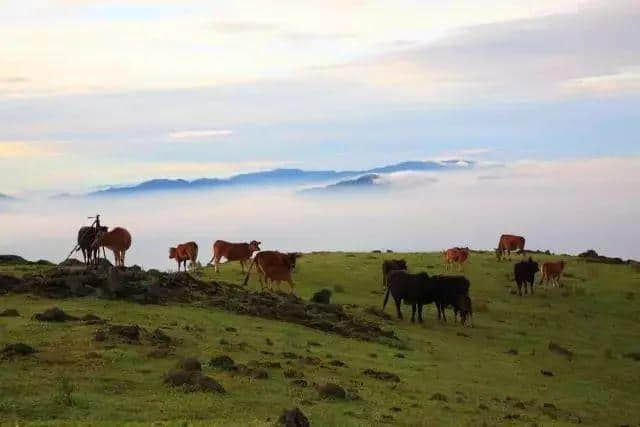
[0, 141, 61, 158]
[210, 21, 281, 34]
[168, 129, 233, 139]
[315, 0, 640, 100]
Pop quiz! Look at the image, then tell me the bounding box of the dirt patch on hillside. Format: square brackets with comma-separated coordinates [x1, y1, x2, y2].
[0, 268, 396, 342]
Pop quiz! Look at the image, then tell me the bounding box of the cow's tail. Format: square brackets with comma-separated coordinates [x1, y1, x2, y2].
[383, 284, 391, 310]
[191, 244, 199, 268]
[242, 257, 257, 286]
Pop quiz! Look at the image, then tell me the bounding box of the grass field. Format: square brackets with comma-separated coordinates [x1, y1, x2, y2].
[1, 251, 639, 426]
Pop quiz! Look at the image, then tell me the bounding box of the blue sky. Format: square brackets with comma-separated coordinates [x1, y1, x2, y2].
[1, 0, 639, 193]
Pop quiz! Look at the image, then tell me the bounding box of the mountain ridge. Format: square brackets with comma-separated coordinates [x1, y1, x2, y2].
[73, 160, 471, 197]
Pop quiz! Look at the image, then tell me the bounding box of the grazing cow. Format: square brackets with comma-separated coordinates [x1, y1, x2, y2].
[540, 261, 565, 288]
[243, 251, 301, 292]
[383, 270, 438, 323]
[208, 240, 261, 273]
[514, 257, 539, 296]
[76, 225, 108, 265]
[169, 241, 199, 272]
[381, 259, 407, 289]
[431, 275, 473, 326]
[496, 234, 526, 260]
[91, 227, 132, 267]
[444, 247, 470, 272]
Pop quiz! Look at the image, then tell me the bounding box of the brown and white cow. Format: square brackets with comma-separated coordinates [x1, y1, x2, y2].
[243, 251, 301, 293]
[169, 241, 198, 272]
[208, 240, 261, 272]
[444, 247, 469, 272]
[496, 234, 526, 260]
[539, 260, 565, 288]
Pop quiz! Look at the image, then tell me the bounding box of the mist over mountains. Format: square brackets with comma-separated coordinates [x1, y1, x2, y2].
[80, 159, 472, 197]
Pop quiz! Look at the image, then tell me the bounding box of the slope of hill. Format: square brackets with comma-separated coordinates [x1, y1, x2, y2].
[0, 251, 638, 425]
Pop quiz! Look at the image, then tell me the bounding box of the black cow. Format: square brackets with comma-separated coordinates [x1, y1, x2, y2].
[514, 257, 539, 296]
[383, 270, 437, 322]
[76, 226, 108, 265]
[431, 275, 472, 325]
[382, 259, 407, 289]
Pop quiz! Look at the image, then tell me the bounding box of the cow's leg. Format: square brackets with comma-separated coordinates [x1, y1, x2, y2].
[214, 256, 220, 273]
[441, 305, 447, 322]
[394, 298, 403, 320]
[240, 259, 245, 273]
[410, 303, 416, 323]
[418, 303, 424, 323]
[287, 280, 295, 294]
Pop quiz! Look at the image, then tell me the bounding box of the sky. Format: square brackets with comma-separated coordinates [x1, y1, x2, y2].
[1, 0, 639, 194]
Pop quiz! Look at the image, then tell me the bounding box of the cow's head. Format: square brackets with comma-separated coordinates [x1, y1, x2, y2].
[286, 252, 302, 270]
[393, 259, 408, 270]
[456, 295, 473, 327]
[528, 258, 540, 273]
[249, 240, 261, 253]
[169, 247, 177, 259]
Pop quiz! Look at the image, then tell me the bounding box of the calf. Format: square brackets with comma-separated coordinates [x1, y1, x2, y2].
[540, 260, 565, 288]
[514, 257, 539, 295]
[243, 251, 301, 293]
[169, 241, 199, 272]
[430, 275, 472, 326]
[383, 270, 438, 323]
[444, 247, 469, 272]
[381, 259, 407, 289]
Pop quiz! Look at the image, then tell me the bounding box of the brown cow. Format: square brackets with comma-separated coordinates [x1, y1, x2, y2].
[539, 260, 565, 288]
[496, 234, 526, 260]
[208, 240, 261, 272]
[444, 247, 469, 272]
[169, 241, 198, 272]
[91, 227, 132, 267]
[243, 251, 301, 292]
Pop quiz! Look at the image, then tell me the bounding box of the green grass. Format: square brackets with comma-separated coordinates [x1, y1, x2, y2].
[1, 251, 640, 426]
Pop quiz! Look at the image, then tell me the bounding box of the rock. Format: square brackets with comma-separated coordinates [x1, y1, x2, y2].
[622, 352, 640, 361]
[284, 369, 304, 379]
[390, 406, 402, 412]
[307, 341, 321, 347]
[1, 343, 37, 358]
[395, 353, 405, 358]
[506, 349, 518, 355]
[364, 306, 392, 320]
[362, 369, 400, 382]
[317, 383, 346, 399]
[514, 401, 526, 409]
[265, 338, 274, 346]
[109, 325, 141, 342]
[33, 307, 79, 322]
[430, 393, 448, 402]
[541, 370, 554, 377]
[210, 355, 235, 370]
[0, 309, 20, 317]
[291, 379, 308, 387]
[178, 357, 202, 372]
[548, 342, 573, 360]
[93, 330, 107, 341]
[277, 408, 310, 427]
[478, 404, 489, 410]
[164, 369, 225, 393]
[368, 353, 378, 358]
[151, 328, 172, 344]
[81, 313, 103, 323]
[225, 326, 237, 332]
[310, 289, 332, 304]
[251, 369, 269, 379]
[329, 360, 346, 367]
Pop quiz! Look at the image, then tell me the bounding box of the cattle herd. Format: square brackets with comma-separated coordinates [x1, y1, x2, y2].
[76, 224, 567, 326]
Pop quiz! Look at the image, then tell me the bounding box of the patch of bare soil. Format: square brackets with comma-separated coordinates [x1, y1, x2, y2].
[0, 268, 396, 342]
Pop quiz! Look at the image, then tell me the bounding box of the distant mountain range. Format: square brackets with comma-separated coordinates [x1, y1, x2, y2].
[300, 174, 382, 194]
[62, 159, 472, 197]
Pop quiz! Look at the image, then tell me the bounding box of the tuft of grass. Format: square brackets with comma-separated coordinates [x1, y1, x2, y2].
[55, 377, 75, 407]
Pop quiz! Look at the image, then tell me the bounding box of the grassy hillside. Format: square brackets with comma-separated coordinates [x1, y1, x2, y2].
[1, 251, 639, 426]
